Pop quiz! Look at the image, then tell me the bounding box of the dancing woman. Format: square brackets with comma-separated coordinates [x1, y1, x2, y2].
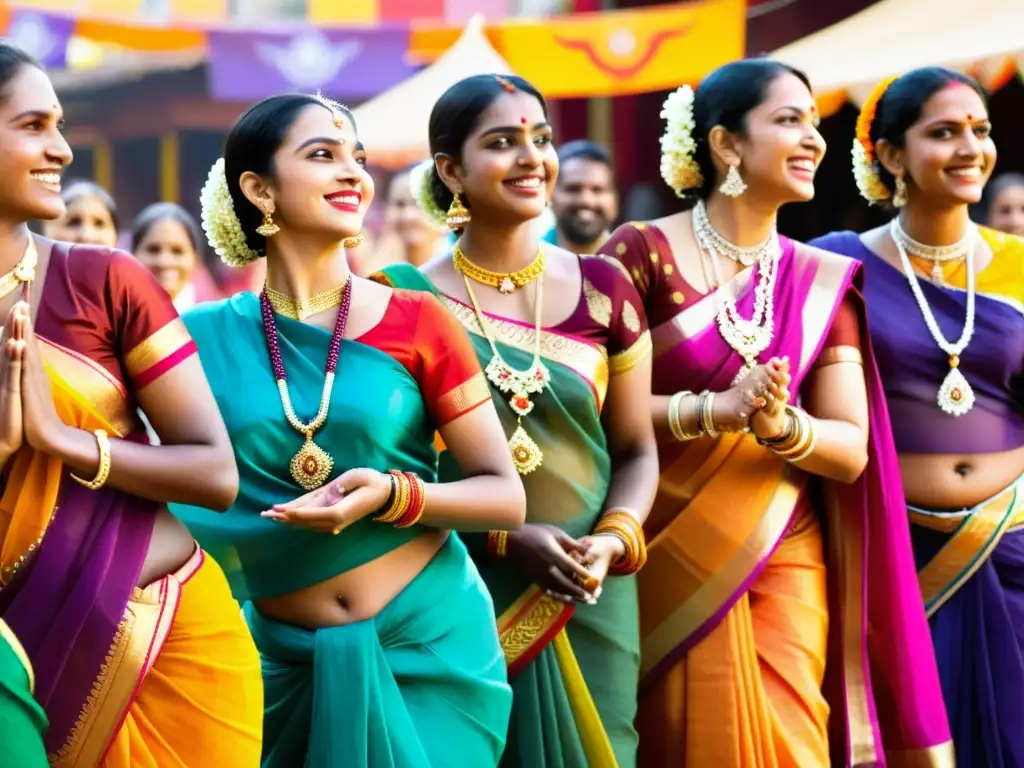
[378, 74, 659, 767]
[812, 66, 1024, 767]
[0, 43, 263, 766]
[171, 92, 525, 767]
[599, 59, 951, 766]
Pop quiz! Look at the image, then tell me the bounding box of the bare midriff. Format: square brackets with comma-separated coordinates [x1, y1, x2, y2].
[900, 443, 1024, 510]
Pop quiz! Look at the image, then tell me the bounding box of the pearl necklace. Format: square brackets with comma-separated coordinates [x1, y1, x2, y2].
[693, 200, 776, 267]
[890, 218, 976, 416]
[891, 216, 976, 285]
[692, 201, 781, 384]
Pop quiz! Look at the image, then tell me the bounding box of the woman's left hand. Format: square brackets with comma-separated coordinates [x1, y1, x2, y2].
[749, 360, 792, 441]
[18, 304, 67, 454]
[261, 468, 393, 534]
[575, 533, 626, 600]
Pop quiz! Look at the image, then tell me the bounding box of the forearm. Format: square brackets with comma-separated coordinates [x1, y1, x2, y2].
[49, 424, 239, 510]
[790, 414, 868, 484]
[418, 470, 526, 532]
[600, 441, 660, 524]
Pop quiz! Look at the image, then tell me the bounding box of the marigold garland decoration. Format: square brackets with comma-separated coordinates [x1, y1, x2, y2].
[852, 75, 899, 204]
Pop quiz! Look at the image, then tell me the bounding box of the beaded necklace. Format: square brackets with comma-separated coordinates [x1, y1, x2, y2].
[260, 277, 351, 489]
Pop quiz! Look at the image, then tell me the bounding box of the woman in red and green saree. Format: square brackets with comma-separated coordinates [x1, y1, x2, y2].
[811, 67, 1024, 767]
[0, 43, 263, 766]
[377, 74, 660, 768]
[598, 59, 952, 766]
[170, 93, 525, 767]
[0, 619, 46, 767]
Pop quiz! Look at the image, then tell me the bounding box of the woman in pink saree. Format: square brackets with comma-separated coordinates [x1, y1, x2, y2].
[598, 59, 952, 766]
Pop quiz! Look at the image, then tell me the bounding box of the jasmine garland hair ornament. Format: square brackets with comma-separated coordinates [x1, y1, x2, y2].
[659, 84, 704, 198]
[410, 159, 448, 230]
[200, 158, 262, 268]
[851, 75, 899, 205]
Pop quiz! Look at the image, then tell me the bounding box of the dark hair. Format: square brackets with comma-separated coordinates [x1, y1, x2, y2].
[223, 94, 356, 254]
[557, 140, 611, 168]
[61, 179, 119, 231]
[426, 74, 548, 214]
[131, 202, 202, 253]
[0, 42, 42, 104]
[685, 59, 810, 201]
[870, 67, 986, 192]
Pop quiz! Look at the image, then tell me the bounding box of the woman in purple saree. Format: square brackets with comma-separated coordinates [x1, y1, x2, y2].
[600, 59, 951, 766]
[812, 66, 1024, 767]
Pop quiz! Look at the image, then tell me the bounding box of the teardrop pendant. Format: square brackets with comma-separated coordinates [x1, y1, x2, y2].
[290, 438, 334, 490]
[509, 423, 543, 475]
[937, 365, 974, 417]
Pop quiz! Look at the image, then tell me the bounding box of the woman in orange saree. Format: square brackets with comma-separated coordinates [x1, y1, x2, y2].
[599, 59, 952, 766]
[0, 44, 262, 766]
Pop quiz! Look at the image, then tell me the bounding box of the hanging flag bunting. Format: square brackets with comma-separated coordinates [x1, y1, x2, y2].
[206, 26, 418, 102]
[4, 9, 74, 69]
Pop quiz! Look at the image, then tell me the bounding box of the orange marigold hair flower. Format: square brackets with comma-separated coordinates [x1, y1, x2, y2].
[852, 75, 899, 204]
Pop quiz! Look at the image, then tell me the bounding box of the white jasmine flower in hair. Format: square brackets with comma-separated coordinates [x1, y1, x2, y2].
[200, 158, 261, 267]
[659, 85, 703, 198]
[851, 139, 891, 204]
[410, 159, 448, 230]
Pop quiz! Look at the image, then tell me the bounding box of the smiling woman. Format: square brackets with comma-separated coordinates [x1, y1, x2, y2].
[0, 41, 264, 767]
[131, 202, 216, 311]
[43, 179, 119, 248]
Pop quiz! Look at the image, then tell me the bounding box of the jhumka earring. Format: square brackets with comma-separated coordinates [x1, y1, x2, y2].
[719, 164, 747, 197]
[446, 193, 471, 232]
[342, 234, 364, 248]
[893, 175, 909, 208]
[256, 208, 280, 237]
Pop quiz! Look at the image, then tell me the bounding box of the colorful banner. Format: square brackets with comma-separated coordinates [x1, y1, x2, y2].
[206, 26, 418, 101]
[4, 8, 73, 69]
[492, 0, 746, 98]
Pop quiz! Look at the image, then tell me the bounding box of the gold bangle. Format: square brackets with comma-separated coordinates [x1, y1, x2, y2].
[487, 530, 509, 558]
[375, 471, 409, 524]
[668, 391, 698, 441]
[773, 408, 815, 461]
[698, 391, 718, 437]
[71, 429, 111, 491]
[594, 508, 647, 575]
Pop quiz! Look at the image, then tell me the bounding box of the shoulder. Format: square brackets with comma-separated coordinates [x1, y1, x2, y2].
[601, 221, 650, 254]
[580, 251, 634, 288]
[182, 293, 253, 336]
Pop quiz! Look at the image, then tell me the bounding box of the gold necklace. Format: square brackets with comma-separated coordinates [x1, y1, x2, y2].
[453, 242, 545, 294]
[0, 237, 38, 303]
[264, 283, 346, 320]
[462, 271, 549, 475]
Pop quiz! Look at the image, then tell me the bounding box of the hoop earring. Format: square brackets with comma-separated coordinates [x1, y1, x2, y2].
[719, 165, 747, 198]
[446, 193, 471, 232]
[256, 208, 280, 238]
[342, 234, 364, 249]
[893, 175, 909, 208]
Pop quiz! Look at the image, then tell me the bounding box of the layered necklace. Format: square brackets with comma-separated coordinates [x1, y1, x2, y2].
[260, 277, 352, 489]
[264, 282, 346, 320]
[0, 237, 38, 303]
[453, 241, 545, 294]
[692, 200, 781, 384]
[890, 218, 976, 417]
[891, 216, 976, 286]
[458, 255, 550, 475]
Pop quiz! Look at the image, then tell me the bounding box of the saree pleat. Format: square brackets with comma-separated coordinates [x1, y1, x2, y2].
[246, 537, 512, 768]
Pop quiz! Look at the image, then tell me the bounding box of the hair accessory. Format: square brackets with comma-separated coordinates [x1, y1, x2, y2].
[494, 75, 517, 93]
[200, 158, 263, 268]
[409, 159, 449, 230]
[313, 90, 346, 128]
[659, 85, 704, 198]
[718, 165, 747, 198]
[342, 233, 364, 249]
[255, 207, 279, 238]
[852, 75, 899, 204]
[446, 193, 471, 232]
[893, 175, 909, 208]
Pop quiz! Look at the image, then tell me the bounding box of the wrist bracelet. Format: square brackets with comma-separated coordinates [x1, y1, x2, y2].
[71, 429, 111, 491]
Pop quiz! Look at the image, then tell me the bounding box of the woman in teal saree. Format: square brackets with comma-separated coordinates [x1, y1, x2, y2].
[171, 93, 526, 767]
[377, 74, 660, 768]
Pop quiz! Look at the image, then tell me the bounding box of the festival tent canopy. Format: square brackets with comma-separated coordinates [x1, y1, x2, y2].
[351, 14, 512, 167]
[771, 0, 1024, 116]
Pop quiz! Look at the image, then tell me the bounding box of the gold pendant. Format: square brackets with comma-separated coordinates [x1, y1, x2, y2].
[290, 438, 334, 490]
[509, 423, 542, 475]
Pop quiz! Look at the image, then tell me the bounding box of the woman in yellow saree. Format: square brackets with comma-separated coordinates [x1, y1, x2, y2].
[599, 59, 952, 766]
[0, 43, 262, 766]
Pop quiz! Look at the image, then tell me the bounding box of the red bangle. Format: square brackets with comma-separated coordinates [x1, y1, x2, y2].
[393, 472, 425, 528]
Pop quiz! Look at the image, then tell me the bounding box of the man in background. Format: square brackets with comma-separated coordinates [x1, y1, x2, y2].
[545, 140, 619, 254]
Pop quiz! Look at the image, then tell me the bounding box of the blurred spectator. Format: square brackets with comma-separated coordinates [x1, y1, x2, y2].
[358, 166, 444, 274]
[985, 172, 1024, 236]
[44, 179, 118, 247]
[545, 140, 618, 254]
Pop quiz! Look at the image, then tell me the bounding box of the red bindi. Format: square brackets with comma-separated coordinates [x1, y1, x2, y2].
[966, 113, 974, 121]
[520, 116, 528, 125]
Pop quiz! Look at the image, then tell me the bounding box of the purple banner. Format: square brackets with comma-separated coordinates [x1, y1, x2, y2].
[207, 26, 418, 103]
[4, 10, 73, 70]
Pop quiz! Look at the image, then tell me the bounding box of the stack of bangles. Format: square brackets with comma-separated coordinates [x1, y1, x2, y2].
[593, 508, 647, 575]
[667, 390, 720, 441]
[486, 530, 508, 559]
[755, 405, 817, 462]
[373, 470, 426, 528]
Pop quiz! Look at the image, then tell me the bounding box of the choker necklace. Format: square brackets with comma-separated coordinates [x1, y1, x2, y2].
[260, 277, 352, 489]
[889, 218, 976, 416]
[0, 237, 38, 303]
[462, 268, 549, 475]
[692, 200, 776, 267]
[692, 200, 781, 384]
[453, 241, 545, 294]
[891, 216, 976, 285]
[265, 282, 346, 321]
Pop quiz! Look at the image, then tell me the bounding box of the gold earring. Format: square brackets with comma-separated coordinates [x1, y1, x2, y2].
[719, 165, 747, 198]
[256, 208, 280, 238]
[446, 193, 471, 232]
[342, 233, 364, 248]
[893, 175, 909, 208]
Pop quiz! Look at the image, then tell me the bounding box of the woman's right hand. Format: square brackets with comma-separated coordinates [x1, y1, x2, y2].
[712, 358, 789, 432]
[506, 523, 596, 604]
[0, 305, 26, 465]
